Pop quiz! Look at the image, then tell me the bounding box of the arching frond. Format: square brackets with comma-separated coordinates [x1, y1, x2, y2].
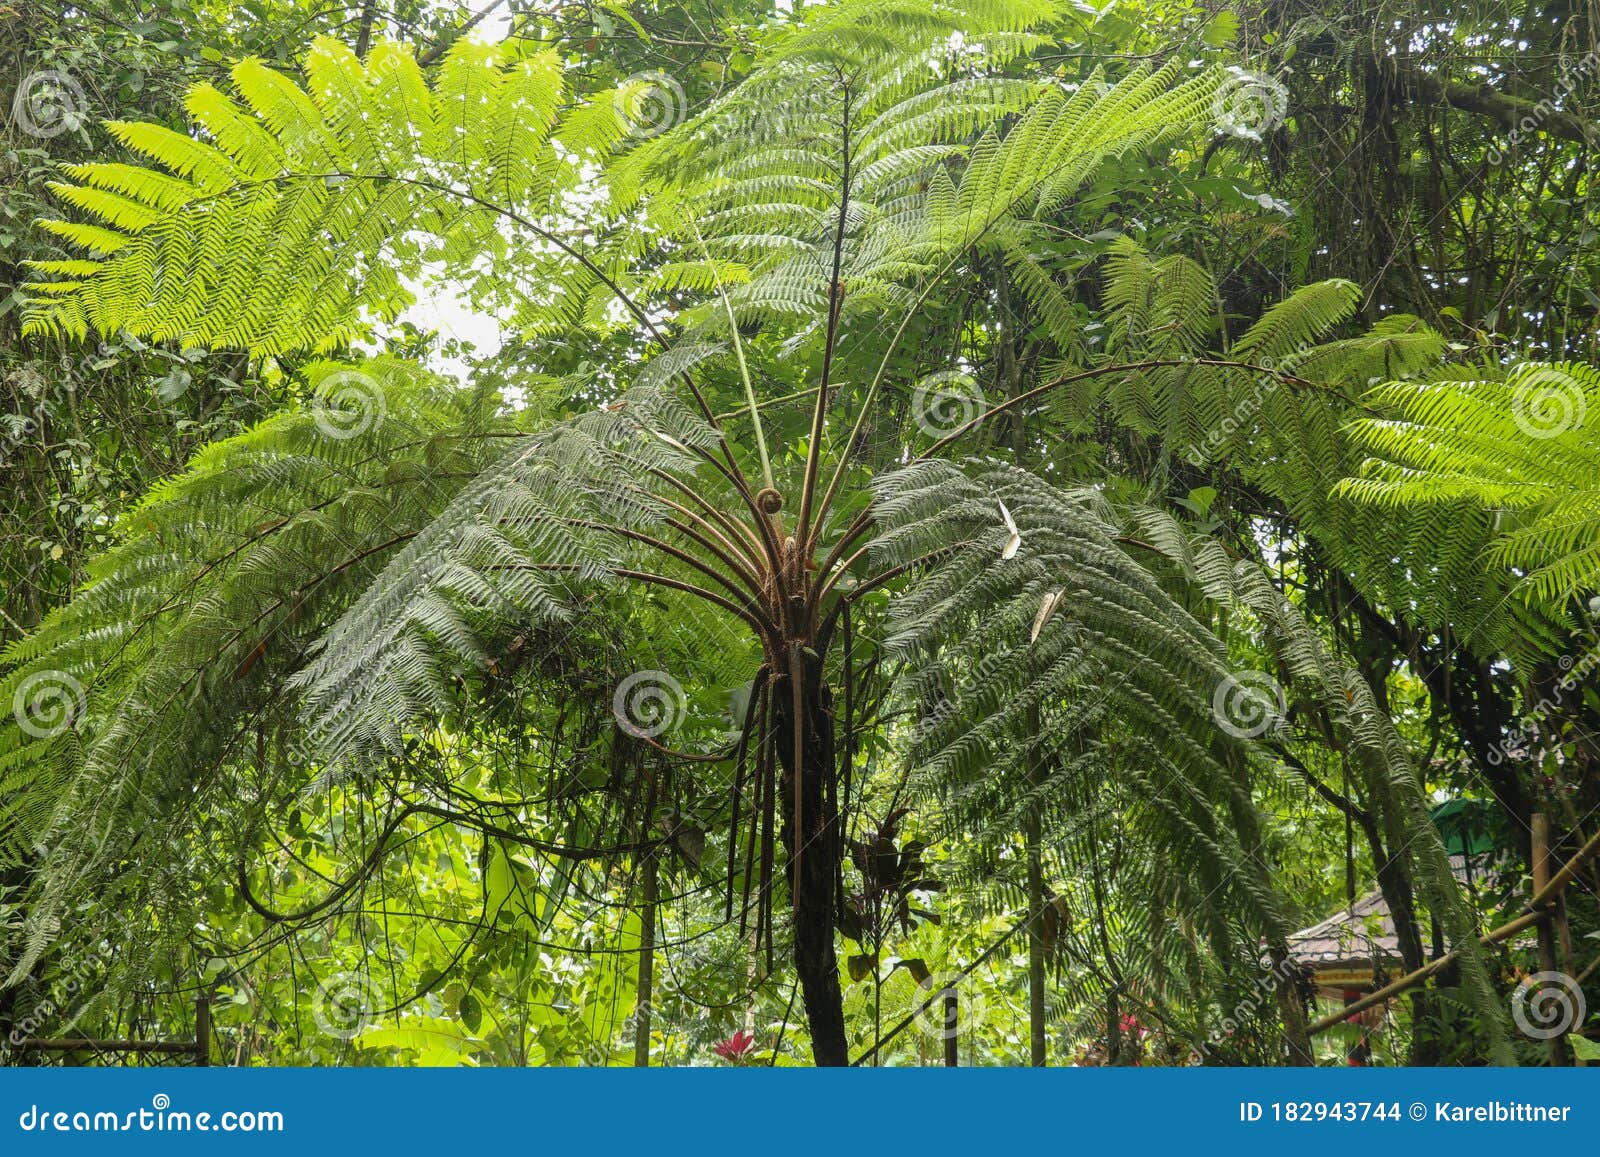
[1342, 361, 1600, 602]
[24, 37, 626, 354]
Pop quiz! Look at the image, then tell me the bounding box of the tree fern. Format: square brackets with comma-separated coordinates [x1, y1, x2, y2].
[1342, 361, 1600, 603]
[24, 37, 630, 354]
[2, 0, 1323, 1063]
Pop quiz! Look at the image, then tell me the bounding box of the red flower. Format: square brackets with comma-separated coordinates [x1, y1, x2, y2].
[713, 1030, 759, 1063]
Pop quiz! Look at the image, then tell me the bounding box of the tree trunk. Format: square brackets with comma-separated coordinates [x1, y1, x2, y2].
[772, 648, 848, 1066]
[1025, 812, 1048, 1065]
[1266, 943, 1315, 1065]
[634, 850, 656, 1067]
[1533, 814, 1572, 1066]
[1370, 837, 1432, 1064]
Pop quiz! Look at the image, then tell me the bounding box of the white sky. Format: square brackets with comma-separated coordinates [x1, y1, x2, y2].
[383, 4, 518, 379]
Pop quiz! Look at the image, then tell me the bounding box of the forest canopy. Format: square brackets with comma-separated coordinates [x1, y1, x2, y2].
[1, 0, 1598, 1068]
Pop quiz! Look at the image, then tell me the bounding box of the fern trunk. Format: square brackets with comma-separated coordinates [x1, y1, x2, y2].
[1025, 812, 1048, 1065]
[772, 648, 848, 1066]
[634, 850, 656, 1067]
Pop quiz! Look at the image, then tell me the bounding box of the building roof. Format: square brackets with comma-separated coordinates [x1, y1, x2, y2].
[1287, 887, 1398, 969]
[1286, 857, 1493, 972]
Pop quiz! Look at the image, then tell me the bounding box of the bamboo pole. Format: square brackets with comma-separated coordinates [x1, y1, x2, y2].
[14, 1038, 197, 1054]
[1308, 822, 1600, 1035]
[1533, 821, 1600, 903]
[1533, 815, 1570, 1065]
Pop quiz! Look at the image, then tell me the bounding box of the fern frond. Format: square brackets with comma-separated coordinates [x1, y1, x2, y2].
[25, 36, 615, 355]
[1342, 361, 1600, 601]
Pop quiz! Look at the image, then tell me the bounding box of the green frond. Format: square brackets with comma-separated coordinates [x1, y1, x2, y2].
[24, 35, 617, 356]
[0, 357, 523, 969]
[1232, 278, 1361, 361]
[1342, 361, 1600, 601]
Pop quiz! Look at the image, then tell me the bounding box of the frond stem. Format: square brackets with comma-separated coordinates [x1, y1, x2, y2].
[796, 80, 852, 547]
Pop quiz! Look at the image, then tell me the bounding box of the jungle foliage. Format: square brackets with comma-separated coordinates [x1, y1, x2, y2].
[1, 0, 1597, 1067]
